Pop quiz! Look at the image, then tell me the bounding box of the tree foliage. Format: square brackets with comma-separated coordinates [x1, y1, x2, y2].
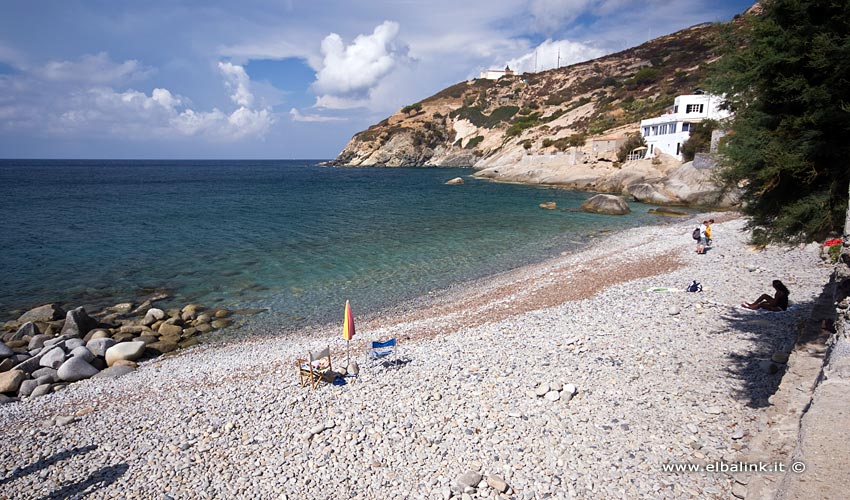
[681, 120, 718, 162]
[617, 133, 647, 163]
[708, 0, 850, 244]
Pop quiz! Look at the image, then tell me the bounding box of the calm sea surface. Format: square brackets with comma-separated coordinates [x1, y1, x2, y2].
[0, 160, 678, 333]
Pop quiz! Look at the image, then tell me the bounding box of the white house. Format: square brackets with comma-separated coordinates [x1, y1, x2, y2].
[639, 93, 732, 160]
[479, 65, 515, 80]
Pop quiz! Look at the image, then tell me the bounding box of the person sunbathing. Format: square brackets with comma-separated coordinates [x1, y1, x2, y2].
[742, 280, 789, 311]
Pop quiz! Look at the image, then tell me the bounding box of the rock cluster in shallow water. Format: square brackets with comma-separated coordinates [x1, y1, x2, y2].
[0, 299, 243, 401]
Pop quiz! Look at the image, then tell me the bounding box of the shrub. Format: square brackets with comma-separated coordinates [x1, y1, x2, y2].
[681, 120, 718, 162]
[523, 140, 533, 150]
[617, 133, 647, 162]
[626, 67, 661, 87]
[465, 136, 484, 149]
[401, 102, 423, 114]
[542, 138, 554, 148]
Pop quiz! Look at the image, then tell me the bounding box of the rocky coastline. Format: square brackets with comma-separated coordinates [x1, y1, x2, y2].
[0, 214, 836, 499]
[0, 298, 258, 402]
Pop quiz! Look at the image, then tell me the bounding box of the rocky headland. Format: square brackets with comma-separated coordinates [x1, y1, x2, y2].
[327, 19, 747, 208]
[0, 214, 840, 499]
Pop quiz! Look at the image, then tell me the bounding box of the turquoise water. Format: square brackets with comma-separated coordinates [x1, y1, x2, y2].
[0, 160, 673, 331]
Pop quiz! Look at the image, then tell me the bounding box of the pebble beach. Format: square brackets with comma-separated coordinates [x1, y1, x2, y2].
[0, 214, 833, 500]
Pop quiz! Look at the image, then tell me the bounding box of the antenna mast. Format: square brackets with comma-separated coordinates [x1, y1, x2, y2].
[557, 48, 561, 69]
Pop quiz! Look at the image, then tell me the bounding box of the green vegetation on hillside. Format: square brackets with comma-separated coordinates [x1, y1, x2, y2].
[709, 0, 850, 244]
[450, 105, 519, 128]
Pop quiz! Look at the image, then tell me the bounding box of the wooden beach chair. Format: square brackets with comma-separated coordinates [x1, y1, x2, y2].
[297, 346, 333, 389]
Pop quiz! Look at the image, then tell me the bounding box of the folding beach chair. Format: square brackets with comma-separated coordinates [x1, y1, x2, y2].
[297, 346, 334, 389]
[368, 338, 399, 369]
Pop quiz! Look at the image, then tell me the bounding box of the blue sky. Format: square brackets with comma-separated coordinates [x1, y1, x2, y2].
[0, 0, 755, 159]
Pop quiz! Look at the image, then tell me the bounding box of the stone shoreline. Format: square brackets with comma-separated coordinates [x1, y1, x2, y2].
[0, 213, 834, 499]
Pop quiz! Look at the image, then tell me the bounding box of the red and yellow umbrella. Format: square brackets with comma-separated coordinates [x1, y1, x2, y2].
[342, 300, 355, 341]
[342, 300, 355, 367]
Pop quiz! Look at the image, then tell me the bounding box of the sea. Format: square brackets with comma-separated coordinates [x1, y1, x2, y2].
[0, 159, 684, 334]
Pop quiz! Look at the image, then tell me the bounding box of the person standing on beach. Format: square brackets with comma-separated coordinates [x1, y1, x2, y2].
[696, 221, 708, 254]
[705, 219, 714, 247]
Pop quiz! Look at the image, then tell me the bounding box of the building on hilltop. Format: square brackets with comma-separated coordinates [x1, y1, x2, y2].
[479, 65, 515, 80]
[639, 92, 732, 160]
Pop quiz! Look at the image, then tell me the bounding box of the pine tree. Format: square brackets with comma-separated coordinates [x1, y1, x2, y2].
[709, 0, 850, 244]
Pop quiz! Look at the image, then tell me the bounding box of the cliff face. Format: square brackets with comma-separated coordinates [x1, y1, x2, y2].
[330, 19, 742, 206]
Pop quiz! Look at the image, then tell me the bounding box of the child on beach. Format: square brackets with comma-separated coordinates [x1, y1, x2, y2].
[742, 280, 789, 311]
[705, 219, 714, 247]
[696, 221, 708, 254]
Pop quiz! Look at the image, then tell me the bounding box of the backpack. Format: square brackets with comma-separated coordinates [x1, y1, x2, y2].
[692, 227, 700, 240]
[686, 280, 702, 292]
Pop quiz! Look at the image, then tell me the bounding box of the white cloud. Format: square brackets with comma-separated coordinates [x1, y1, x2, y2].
[289, 107, 346, 122]
[312, 21, 408, 108]
[37, 52, 153, 84]
[1, 58, 274, 142]
[218, 61, 254, 107]
[505, 38, 606, 73]
[529, 0, 592, 33]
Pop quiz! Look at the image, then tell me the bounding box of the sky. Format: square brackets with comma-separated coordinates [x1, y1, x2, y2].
[0, 0, 755, 159]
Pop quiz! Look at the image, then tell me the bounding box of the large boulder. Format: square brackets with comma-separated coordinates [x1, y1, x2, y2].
[445, 177, 464, 185]
[0, 343, 13, 359]
[60, 307, 97, 338]
[580, 194, 631, 215]
[28, 334, 54, 351]
[143, 308, 166, 326]
[17, 304, 65, 325]
[4, 322, 39, 342]
[0, 370, 26, 393]
[39, 347, 67, 369]
[628, 183, 678, 205]
[57, 357, 99, 382]
[86, 338, 116, 358]
[70, 346, 95, 363]
[105, 341, 146, 367]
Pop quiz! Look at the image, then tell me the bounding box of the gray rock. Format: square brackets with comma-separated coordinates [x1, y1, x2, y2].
[43, 337, 67, 349]
[18, 379, 39, 397]
[30, 384, 53, 398]
[731, 429, 745, 440]
[60, 307, 98, 338]
[445, 177, 465, 185]
[487, 475, 509, 493]
[17, 304, 65, 324]
[36, 374, 57, 385]
[27, 333, 53, 350]
[143, 308, 166, 326]
[39, 347, 67, 369]
[65, 338, 86, 350]
[668, 307, 681, 316]
[8, 322, 39, 342]
[580, 194, 631, 215]
[105, 341, 146, 367]
[57, 357, 99, 382]
[544, 390, 561, 401]
[93, 365, 136, 379]
[12, 353, 46, 375]
[0, 370, 26, 393]
[534, 383, 550, 396]
[704, 406, 723, 415]
[86, 338, 116, 357]
[55, 415, 77, 426]
[0, 343, 13, 359]
[628, 183, 678, 205]
[457, 471, 483, 489]
[0, 358, 14, 372]
[563, 383, 577, 397]
[70, 346, 95, 363]
[31, 367, 58, 380]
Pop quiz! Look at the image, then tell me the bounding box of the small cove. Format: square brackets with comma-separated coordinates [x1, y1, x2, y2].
[0, 159, 690, 334]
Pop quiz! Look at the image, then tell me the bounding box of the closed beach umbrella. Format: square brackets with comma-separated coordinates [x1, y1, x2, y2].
[342, 300, 355, 366]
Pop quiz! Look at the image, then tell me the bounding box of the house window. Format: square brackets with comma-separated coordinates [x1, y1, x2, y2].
[676, 143, 681, 155]
[643, 127, 649, 136]
[686, 104, 704, 113]
[674, 105, 679, 113]
[682, 123, 691, 132]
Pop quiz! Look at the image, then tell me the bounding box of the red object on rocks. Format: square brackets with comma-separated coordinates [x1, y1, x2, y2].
[823, 238, 842, 247]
